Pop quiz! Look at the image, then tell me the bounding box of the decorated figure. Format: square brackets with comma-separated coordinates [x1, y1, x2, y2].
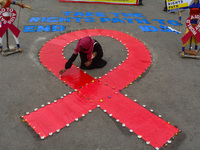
[59, 36, 107, 75]
[181, 0, 200, 57]
[0, 0, 32, 55]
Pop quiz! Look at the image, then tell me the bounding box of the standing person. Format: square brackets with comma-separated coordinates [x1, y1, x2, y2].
[139, 0, 143, 6]
[59, 36, 107, 75]
[0, 0, 32, 52]
[163, 0, 167, 11]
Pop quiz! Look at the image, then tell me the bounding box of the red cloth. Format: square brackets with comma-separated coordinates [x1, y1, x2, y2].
[190, 8, 200, 15]
[23, 29, 178, 149]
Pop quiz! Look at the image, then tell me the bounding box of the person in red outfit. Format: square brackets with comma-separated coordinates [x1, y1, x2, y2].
[59, 36, 107, 75]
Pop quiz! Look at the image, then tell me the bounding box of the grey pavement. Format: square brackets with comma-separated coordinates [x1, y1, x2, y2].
[0, 0, 200, 150]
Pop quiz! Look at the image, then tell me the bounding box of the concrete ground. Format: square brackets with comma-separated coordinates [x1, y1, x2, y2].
[0, 0, 200, 150]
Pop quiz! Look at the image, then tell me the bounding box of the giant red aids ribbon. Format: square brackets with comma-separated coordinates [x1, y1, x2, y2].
[22, 29, 179, 149]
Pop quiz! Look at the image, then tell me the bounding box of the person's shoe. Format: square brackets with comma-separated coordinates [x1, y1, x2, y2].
[18, 47, 22, 52]
[163, 7, 167, 11]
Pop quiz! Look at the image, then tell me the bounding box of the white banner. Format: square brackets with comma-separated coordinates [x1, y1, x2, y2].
[167, 0, 193, 12]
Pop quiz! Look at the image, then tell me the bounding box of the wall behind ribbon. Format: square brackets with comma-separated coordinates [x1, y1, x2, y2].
[59, 0, 139, 5]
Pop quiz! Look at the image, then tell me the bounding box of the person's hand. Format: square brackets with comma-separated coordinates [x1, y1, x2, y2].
[92, 52, 97, 59]
[85, 61, 91, 66]
[59, 69, 67, 75]
[24, 5, 33, 10]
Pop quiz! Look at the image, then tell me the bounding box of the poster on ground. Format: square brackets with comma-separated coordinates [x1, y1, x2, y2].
[167, 0, 193, 12]
[59, 0, 139, 5]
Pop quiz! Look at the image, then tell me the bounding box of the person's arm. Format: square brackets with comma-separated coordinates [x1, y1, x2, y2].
[84, 51, 97, 66]
[11, 1, 32, 10]
[59, 53, 78, 75]
[92, 42, 103, 62]
[65, 53, 78, 69]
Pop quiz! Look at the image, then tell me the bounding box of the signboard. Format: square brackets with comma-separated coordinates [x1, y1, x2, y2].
[182, 14, 200, 44]
[23, 11, 181, 34]
[0, 8, 20, 38]
[166, 0, 192, 12]
[59, 0, 138, 5]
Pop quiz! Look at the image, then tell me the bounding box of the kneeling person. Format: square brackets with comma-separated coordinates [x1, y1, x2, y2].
[60, 36, 107, 75]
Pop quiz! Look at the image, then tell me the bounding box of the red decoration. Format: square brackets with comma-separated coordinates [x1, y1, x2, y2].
[59, 0, 139, 5]
[0, 8, 20, 38]
[182, 15, 200, 44]
[23, 29, 178, 148]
